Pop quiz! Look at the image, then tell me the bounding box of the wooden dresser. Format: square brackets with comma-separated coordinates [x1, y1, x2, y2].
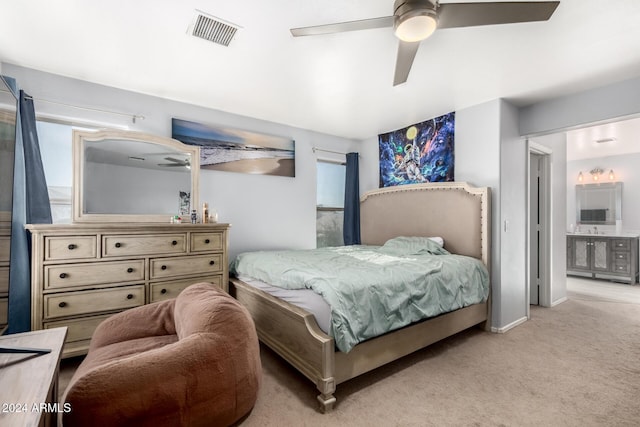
[26, 223, 230, 358]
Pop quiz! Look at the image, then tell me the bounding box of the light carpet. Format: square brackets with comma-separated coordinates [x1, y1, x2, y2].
[239, 297, 640, 426]
[59, 294, 640, 426]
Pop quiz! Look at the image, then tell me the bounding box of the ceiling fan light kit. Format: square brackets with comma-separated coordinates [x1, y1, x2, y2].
[393, 0, 438, 42]
[290, 1, 560, 86]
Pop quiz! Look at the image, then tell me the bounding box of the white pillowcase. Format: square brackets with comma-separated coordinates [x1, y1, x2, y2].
[427, 236, 444, 247]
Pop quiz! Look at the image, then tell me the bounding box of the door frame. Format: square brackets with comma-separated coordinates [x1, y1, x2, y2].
[527, 141, 552, 316]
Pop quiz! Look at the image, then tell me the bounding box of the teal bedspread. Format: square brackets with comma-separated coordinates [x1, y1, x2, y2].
[230, 238, 489, 353]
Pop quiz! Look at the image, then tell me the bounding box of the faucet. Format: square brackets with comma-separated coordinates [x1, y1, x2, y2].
[594, 226, 598, 235]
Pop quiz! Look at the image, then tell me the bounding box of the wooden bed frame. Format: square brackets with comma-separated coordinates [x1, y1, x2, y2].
[230, 182, 491, 412]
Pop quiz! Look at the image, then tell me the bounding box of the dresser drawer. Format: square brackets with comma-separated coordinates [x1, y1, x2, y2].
[150, 254, 222, 279]
[611, 239, 630, 251]
[0, 266, 8, 294]
[44, 313, 112, 343]
[44, 236, 97, 260]
[0, 236, 9, 262]
[150, 276, 223, 302]
[45, 260, 145, 289]
[190, 232, 223, 252]
[44, 285, 145, 319]
[0, 297, 7, 325]
[103, 234, 187, 257]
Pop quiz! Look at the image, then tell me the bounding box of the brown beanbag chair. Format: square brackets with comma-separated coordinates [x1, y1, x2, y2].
[61, 283, 262, 427]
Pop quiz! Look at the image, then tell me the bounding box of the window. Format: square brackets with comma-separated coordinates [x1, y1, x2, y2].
[36, 119, 96, 223]
[316, 160, 346, 248]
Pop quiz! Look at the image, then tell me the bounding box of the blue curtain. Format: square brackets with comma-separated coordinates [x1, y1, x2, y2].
[343, 152, 361, 245]
[7, 89, 52, 333]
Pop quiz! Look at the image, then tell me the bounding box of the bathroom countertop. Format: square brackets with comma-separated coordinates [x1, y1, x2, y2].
[566, 232, 640, 238]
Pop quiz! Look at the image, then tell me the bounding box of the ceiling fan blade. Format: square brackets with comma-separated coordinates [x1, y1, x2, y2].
[437, 1, 560, 30]
[393, 41, 421, 86]
[291, 16, 394, 37]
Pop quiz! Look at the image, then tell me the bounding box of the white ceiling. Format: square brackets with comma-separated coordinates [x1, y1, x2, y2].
[566, 116, 640, 161]
[1, 0, 640, 141]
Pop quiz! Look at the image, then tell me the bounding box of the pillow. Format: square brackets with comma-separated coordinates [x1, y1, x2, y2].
[379, 236, 450, 256]
[425, 236, 444, 247]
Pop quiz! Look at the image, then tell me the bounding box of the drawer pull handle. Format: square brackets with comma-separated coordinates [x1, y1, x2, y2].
[115, 242, 122, 248]
[59, 273, 67, 279]
[68, 244, 76, 250]
[127, 294, 134, 300]
[127, 267, 134, 273]
[205, 239, 211, 244]
[161, 265, 167, 270]
[161, 288, 167, 294]
[172, 240, 178, 246]
[58, 302, 67, 308]
[209, 260, 215, 266]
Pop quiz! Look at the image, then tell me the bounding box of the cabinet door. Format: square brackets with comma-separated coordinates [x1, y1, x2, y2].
[591, 238, 609, 272]
[569, 237, 591, 271]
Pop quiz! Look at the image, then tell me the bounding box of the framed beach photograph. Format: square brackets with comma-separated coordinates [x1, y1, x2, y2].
[171, 118, 295, 177]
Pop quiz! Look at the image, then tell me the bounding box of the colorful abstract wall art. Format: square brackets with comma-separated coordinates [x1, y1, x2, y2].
[378, 112, 455, 187]
[172, 118, 295, 177]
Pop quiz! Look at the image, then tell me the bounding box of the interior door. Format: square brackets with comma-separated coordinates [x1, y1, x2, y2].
[529, 153, 540, 305]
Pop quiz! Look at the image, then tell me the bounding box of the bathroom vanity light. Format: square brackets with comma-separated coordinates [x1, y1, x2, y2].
[577, 167, 615, 183]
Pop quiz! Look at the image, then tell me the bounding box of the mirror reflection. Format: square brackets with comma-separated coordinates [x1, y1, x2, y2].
[73, 130, 200, 223]
[575, 182, 622, 225]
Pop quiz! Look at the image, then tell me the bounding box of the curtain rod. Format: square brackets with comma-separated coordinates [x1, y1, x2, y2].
[0, 88, 145, 123]
[312, 147, 359, 156]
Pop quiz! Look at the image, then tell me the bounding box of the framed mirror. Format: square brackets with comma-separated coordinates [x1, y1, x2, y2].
[575, 182, 622, 225]
[72, 129, 200, 223]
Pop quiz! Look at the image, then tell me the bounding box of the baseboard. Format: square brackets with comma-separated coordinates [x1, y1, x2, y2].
[551, 297, 568, 307]
[490, 316, 528, 334]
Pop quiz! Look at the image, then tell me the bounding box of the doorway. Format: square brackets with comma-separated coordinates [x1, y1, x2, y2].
[528, 142, 552, 315]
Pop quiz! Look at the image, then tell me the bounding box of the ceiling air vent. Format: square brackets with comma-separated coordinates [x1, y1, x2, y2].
[190, 11, 240, 47]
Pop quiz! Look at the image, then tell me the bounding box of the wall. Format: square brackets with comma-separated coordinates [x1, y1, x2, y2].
[520, 76, 640, 137]
[497, 100, 527, 328]
[3, 63, 359, 260]
[455, 100, 503, 328]
[567, 153, 640, 234]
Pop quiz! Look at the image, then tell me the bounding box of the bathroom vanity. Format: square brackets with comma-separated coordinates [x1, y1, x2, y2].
[566, 233, 639, 284]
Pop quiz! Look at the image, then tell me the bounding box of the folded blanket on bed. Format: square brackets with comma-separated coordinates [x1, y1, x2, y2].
[230, 238, 489, 353]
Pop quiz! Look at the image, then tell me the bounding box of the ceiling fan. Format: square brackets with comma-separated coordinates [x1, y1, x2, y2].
[158, 157, 191, 169]
[290, 1, 560, 86]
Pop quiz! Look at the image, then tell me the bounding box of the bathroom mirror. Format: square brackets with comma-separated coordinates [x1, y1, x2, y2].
[575, 182, 622, 225]
[72, 129, 200, 223]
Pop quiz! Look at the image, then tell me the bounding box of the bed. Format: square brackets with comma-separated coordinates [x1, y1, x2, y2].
[229, 182, 491, 412]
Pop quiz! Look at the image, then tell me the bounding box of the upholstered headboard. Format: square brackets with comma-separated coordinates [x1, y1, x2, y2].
[360, 182, 490, 268]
